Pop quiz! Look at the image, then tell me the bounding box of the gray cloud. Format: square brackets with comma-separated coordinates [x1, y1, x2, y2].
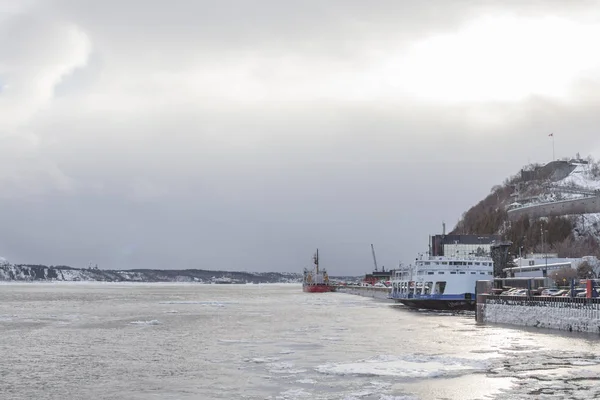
[1, 1, 600, 274]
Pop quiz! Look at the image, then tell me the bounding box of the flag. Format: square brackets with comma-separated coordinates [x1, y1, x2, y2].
[548, 133, 554, 137]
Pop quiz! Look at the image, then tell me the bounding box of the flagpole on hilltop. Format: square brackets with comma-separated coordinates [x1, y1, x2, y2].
[549, 133, 555, 161]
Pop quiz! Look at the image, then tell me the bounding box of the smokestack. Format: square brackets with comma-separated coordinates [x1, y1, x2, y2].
[442, 222, 446, 235]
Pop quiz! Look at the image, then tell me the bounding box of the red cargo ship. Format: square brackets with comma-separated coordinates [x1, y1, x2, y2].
[303, 249, 335, 293]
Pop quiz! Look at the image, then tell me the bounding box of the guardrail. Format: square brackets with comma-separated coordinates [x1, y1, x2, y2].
[478, 294, 600, 332]
[484, 295, 600, 308]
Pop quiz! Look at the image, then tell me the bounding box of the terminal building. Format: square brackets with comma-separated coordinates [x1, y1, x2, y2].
[430, 234, 501, 258]
[505, 255, 600, 278]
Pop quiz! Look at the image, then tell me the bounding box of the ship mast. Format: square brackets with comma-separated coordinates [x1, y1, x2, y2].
[314, 249, 319, 274]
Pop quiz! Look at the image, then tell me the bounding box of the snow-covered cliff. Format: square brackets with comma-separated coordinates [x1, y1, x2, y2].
[511, 161, 600, 243]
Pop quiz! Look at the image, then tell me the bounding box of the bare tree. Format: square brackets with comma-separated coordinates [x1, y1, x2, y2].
[577, 261, 596, 279]
[550, 267, 578, 287]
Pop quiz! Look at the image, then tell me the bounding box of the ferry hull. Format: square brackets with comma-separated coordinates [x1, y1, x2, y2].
[396, 298, 475, 311]
[303, 284, 336, 293]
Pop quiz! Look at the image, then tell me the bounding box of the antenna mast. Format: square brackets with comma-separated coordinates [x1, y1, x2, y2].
[371, 244, 378, 272]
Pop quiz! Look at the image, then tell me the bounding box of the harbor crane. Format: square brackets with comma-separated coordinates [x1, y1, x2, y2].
[371, 244, 379, 272]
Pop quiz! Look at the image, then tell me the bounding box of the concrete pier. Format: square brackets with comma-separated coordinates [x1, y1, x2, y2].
[477, 295, 600, 333]
[336, 286, 391, 301]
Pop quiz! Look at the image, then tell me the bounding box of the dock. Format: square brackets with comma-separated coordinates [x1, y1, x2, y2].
[335, 285, 391, 301]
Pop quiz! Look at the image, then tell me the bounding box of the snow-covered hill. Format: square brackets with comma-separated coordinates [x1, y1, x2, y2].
[0, 258, 302, 283]
[453, 157, 600, 260]
[511, 161, 600, 243]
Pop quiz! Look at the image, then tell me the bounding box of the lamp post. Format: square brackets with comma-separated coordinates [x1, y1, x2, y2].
[541, 228, 548, 277]
[545, 230, 548, 272]
[519, 245, 523, 268]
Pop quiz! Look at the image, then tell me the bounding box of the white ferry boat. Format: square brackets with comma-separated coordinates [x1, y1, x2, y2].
[389, 254, 494, 311]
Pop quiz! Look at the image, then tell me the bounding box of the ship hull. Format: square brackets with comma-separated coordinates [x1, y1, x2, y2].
[395, 298, 475, 311]
[303, 284, 336, 293]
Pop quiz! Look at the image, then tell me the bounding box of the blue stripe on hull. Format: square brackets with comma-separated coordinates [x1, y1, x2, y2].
[396, 298, 476, 311]
[390, 293, 476, 311]
[390, 293, 474, 301]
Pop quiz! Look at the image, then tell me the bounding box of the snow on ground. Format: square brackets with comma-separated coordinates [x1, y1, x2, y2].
[559, 163, 600, 191]
[517, 162, 600, 208]
[573, 212, 600, 243]
[512, 163, 600, 243]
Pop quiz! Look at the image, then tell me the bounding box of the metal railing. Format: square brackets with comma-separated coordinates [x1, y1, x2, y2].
[484, 294, 600, 310]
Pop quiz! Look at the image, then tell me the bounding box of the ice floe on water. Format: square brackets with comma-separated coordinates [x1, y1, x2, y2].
[489, 351, 600, 376]
[244, 357, 280, 364]
[319, 336, 342, 341]
[292, 325, 320, 333]
[276, 388, 311, 399]
[316, 354, 486, 379]
[486, 351, 600, 399]
[158, 301, 234, 307]
[295, 378, 316, 384]
[339, 381, 396, 399]
[218, 338, 263, 345]
[268, 361, 307, 375]
[129, 319, 161, 325]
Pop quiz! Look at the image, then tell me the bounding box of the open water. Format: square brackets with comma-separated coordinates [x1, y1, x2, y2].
[1, 283, 600, 399]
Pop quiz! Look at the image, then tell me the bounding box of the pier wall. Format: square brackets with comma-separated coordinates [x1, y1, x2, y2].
[481, 295, 600, 334]
[336, 286, 391, 301]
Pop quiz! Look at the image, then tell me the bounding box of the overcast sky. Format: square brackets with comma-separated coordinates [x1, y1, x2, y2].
[1, 1, 600, 274]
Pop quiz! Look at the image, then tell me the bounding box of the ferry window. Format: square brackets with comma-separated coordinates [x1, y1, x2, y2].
[450, 272, 456, 274]
[488, 272, 493, 275]
[434, 281, 446, 295]
[442, 262, 448, 265]
[434, 262, 439, 265]
[424, 262, 430, 265]
[468, 262, 473, 265]
[438, 271, 444, 274]
[480, 272, 486, 274]
[427, 272, 434, 275]
[459, 272, 466, 274]
[475, 262, 480, 266]
[425, 282, 433, 294]
[471, 272, 476, 274]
